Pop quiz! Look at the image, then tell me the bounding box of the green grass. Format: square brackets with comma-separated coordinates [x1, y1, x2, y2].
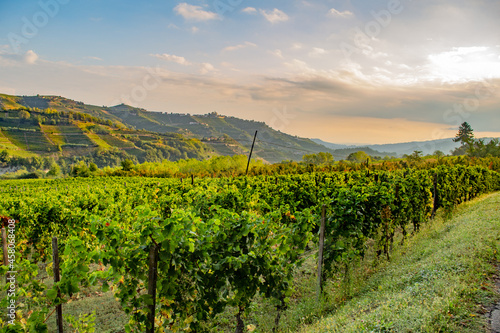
[85, 132, 113, 149]
[302, 192, 500, 333]
[0, 149, 38, 158]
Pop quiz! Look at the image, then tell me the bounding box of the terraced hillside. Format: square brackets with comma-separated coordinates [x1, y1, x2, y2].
[0, 93, 343, 162]
[0, 106, 209, 164]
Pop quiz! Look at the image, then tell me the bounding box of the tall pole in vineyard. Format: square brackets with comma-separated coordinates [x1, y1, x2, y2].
[317, 205, 326, 300]
[246, 131, 258, 176]
[147, 242, 160, 333]
[52, 237, 63, 333]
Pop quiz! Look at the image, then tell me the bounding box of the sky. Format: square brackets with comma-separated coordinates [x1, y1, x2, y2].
[0, 0, 499, 145]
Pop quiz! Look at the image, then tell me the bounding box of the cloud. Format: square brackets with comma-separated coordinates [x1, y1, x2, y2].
[259, 8, 289, 24]
[4, 54, 500, 145]
[0, 49, 40, 65]
[150, 53, 216, 74]
[200, 63, 215, 74]
[151, 53, 191, 66]
[191, 26, 199, 34]
[174, 3, 218, 21]
[241, 7, 257, 14]
[168, 23, 180, 30]
[85, 56, 103, 61]
[309, 47, 327, 57]
[426, 46, 500, 82]
[328, 8, 354, 18]
[222, 42, 257, 52]
[271, 49, 284, 59]
[24, 50, 39, 65]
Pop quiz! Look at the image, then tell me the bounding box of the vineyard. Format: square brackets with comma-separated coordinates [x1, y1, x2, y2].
[0, 165, 499, 332]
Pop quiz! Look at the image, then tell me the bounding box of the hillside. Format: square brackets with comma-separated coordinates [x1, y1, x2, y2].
[0, 94, 339, 163]
[0, 97, 210, 164]
[104, 107, 339, 162]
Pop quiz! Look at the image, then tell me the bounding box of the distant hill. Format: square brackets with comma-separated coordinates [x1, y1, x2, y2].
[311, 139, 351, 150]
[311, 139, 395, 160]
[313, 137, 500, 157]
[0, 94, 337, 163]
[364, 139, 462, 156]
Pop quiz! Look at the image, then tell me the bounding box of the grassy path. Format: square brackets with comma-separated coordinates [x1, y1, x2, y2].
[302, 192, 500, 333]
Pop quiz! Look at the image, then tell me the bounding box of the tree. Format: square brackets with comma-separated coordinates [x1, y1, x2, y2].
[302, 152, 334, 165]
[71, 161, 90, 177]
[453, 122, 474, 146]
[0, 150, 10, 163]
[89, 162, 98, 172]
[47, 163, 61, 177]
[347, 151, 371, 163]
[468, 138, 500, 158]
[406, 150, 423, 163]
[19, 110, 31, 120]
[433, 150, 444, 158]
[121, 159, 135, 171]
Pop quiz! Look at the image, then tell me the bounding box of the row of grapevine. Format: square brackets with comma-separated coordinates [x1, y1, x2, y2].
[0, 165, 499, 331]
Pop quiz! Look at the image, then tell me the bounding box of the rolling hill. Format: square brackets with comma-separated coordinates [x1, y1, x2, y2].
[0, 93, 347, 164]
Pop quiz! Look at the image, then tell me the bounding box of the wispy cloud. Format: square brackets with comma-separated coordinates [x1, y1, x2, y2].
[200, 63, 215, 74]
[167, 23, 180, 30]
[151, 53, 191, 65]
[174, 3, 219, 21]
[0, 49, 39, 65]
[309, 47, 327, 57]
[150, 53, 216, 75]
[271, 49, 284, 59]
[222, 41, 257, 52]
[328, 8, 354, 18]
[85, 56, 103, 61]
[241, 7, 257, 14]
[260, 8, 289, 24]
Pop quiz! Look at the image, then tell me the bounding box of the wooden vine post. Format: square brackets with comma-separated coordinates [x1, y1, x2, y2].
[245, 130, 258, 175]
[147, 241, 160, 333]
[317, 205, 326, 300]
[431, 172, 438, 218]
[52, 237, 63, 333]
